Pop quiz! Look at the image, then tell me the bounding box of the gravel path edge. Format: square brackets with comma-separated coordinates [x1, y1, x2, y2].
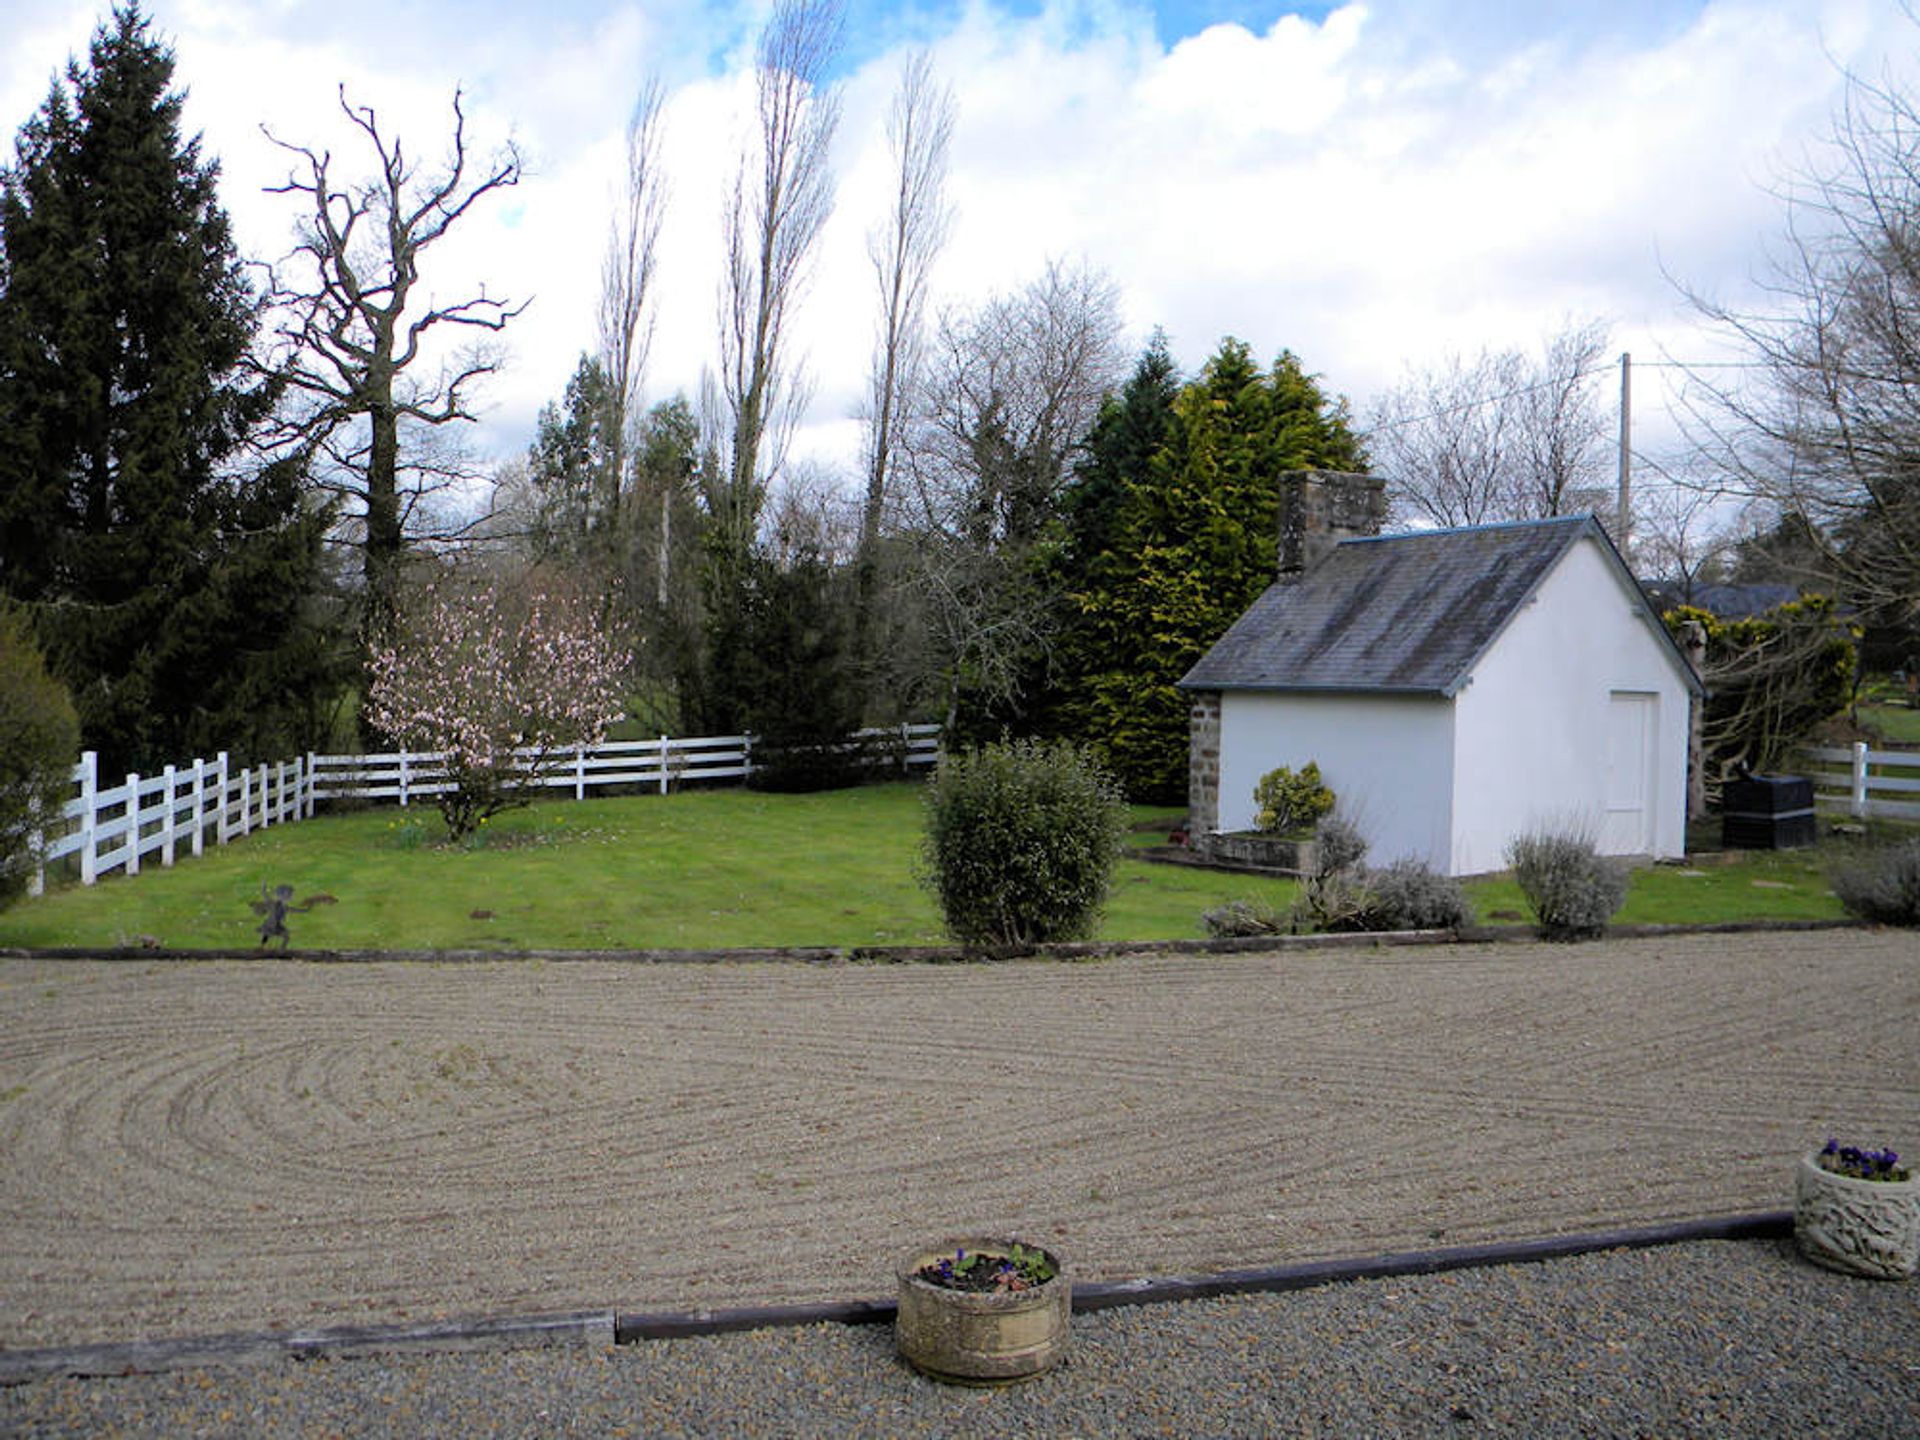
[0, 1210, 1794, 1387]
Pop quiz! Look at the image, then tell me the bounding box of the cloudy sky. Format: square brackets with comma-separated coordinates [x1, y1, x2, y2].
[0, 0, 1912, 488]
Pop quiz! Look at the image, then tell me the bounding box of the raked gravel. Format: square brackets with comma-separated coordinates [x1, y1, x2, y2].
[4, 1238, 1917, 1437]
[1, 929, 1915, 1433]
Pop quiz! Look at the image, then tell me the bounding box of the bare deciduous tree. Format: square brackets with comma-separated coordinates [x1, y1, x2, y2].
[262, 87, 525, 635]
[600, 79, 668, 566]
[856, 50, 954, 645]
[909, 257, 1125, 551]
[1512, 321, 1613, 518]
[714, 0, 843, 564]
[1367, 348, 1521, 528]
[893, 258, 1125, 728]
[1677, 37, 1920, 637]
[1633, 481, 1740, 605]
[1367, 320, 1613, 531]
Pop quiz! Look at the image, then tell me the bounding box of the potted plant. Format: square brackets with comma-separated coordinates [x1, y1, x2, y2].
[894, 1237, 1070, 1385]
[1794, 1139, 1918, 1280]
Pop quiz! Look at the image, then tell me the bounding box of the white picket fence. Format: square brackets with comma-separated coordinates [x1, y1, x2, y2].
[29, 724, 941, 894]
[1800, 743, 1920, 819]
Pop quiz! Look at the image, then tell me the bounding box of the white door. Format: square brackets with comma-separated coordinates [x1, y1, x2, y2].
[1603, 691, 1658, 855]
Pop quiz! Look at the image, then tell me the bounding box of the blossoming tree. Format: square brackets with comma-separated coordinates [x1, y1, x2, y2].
[365, 577, 629, 839]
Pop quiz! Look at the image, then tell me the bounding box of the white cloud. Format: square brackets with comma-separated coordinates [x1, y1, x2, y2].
[0, 0, 1912, 481]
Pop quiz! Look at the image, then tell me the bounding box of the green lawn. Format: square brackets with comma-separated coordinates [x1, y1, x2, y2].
[0, 783, 1862, 952]
[1856, 675, 1920, 746]
[1466, 848, 1847, 927]
[0, 785, 1294, 951]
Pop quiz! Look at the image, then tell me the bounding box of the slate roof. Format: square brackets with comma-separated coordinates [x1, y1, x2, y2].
[1640, 580, 1801, 619]
[1180, 514, 1699, 697]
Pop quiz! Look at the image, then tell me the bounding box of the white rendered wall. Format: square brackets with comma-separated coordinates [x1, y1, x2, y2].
[1449, 537, 1693, 873]
[1216, 691, 1456, 869]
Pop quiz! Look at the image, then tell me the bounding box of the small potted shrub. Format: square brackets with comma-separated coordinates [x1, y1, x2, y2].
[894, 1237, 1070, 1384]
[1794, 1139, 1918, 1280]
[1253, 763, 1334, 836]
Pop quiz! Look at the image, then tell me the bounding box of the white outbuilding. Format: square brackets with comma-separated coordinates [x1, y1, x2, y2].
[1179, 475, 1702, 877]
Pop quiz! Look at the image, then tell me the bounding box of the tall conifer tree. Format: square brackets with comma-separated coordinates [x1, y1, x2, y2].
[1071, 341, 1364, 801]
[0, 6, 331, 772]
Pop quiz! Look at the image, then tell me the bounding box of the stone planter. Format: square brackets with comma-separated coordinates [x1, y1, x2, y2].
[1793, 1152, 1920, 1279]
[1193, 830, 1318, 876]
[894, 1238, 1070, 1385]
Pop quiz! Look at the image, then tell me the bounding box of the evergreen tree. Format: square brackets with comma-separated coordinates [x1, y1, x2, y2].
[1037, 333, 1181, 738]
[1061, 330, 1181, 576]
[526, 354, 620, 564]
[1072, 341, 1364, 801]
[0, 6, 332, 773]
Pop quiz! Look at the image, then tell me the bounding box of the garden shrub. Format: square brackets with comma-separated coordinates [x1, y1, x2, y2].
[1253, 762, 1335, 835]
[921, 740, 1129, 949]
[1828, 839, 1920, 925]
[1201, 897, 1287, 938]
[1290, 812, 1371, 932]
[1312, 812, 1369, 876]
[1505, 828, 1628, 941]
[1362, 859, 1472, 931]
[1205, 813, 1473, 938]
[0, 605, 80, 905]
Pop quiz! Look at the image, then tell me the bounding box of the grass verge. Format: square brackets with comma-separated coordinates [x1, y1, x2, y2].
[0, 784, 1877, 952]
[0, 786, 1293, 951]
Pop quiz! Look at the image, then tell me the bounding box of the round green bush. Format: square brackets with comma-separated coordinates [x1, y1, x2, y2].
[920, 740, 1129, 949]
[1253, 763, 1335, 835]
[0, 605, 80, 905]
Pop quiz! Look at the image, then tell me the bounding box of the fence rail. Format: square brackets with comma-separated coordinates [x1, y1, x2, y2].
[30, 724, 941, 894]
[1800, 743, 1920, 820]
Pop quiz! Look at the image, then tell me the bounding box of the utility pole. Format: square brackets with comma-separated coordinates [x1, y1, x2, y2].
[1617, 351, 1632, 550]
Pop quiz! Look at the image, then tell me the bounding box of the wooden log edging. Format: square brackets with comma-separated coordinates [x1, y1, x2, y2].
[0, 1310, 613, 1387]
[612, 1210, 1794, 1339]
[0, 1213, 1792, 1385]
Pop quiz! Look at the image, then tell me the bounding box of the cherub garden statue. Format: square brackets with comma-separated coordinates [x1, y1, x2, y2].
[251, 883, 337, 951]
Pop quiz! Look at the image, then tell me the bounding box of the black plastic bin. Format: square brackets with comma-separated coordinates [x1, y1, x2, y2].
[1722, 774, 1816, 849]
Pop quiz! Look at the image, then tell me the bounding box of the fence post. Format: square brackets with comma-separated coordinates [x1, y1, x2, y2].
[306, 752, 317, 818]
[161, 764, 177, 867]
[257, 764, 269, 830]
[190, 758, 206, 857]
[575, 744, 586, 802]
[76, 751, 98, 885]
[1851, 741, 1870, 819]
[659, 736, 670, 795]
[27, 792, 45, 898]
[399, 746, 410, 808]
[125, 771, 141, 876]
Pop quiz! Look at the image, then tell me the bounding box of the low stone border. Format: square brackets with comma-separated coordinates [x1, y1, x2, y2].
[0, 918, 1864, 966]
[0, 1212, 1792, 1386]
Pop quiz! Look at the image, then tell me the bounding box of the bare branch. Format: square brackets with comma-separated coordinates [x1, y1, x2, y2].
[714, 0, 844, 556]
[600, 77, 669, 488]
[1365, 320, 1614, 531]
[258, 85, 524, 635]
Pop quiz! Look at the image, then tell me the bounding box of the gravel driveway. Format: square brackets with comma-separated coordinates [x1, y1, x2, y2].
[0, 930, 1914, 1353]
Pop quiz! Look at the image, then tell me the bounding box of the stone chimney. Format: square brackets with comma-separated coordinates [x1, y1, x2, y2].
[1277, 470, 1386, 578]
